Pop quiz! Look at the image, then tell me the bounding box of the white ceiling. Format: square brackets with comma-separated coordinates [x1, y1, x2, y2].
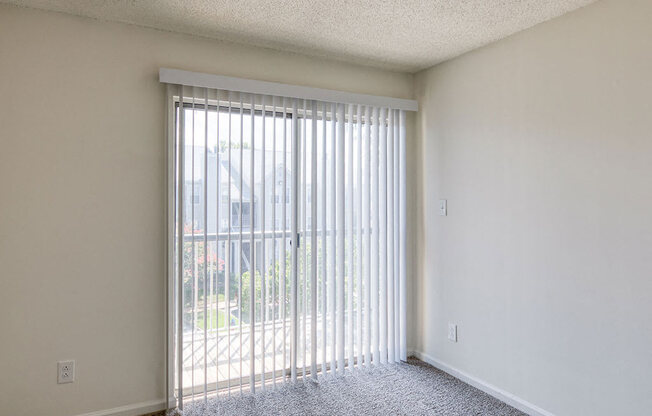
[4, 0, 596, 72]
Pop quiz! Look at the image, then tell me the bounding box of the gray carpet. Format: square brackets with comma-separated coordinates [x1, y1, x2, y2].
[177, 359, 525, 416]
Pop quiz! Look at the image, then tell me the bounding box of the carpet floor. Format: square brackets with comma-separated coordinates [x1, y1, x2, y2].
[176, 358, 525, 416]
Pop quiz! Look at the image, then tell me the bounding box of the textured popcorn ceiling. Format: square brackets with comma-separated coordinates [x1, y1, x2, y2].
[4, 0, 596, 72]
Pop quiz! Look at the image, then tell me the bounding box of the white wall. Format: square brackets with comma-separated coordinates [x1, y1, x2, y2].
[412, 0, 652, 415]
[0, 5, 413, 416]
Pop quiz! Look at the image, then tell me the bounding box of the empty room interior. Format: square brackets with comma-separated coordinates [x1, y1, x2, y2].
[1, 1, 651, 415]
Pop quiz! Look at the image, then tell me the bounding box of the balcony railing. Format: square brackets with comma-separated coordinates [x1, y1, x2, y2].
[177, 227, 371, 396]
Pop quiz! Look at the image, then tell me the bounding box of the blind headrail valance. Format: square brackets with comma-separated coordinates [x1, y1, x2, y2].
[159, 68, 418, 112]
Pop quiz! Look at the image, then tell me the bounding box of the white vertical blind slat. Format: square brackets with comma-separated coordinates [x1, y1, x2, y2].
[177, 85, 185, 410]
[329, 102, 337, 375]
[320, 101, 328, 375]
[371, 106, 379, 366]
[203, 88, 209, 400]
[363, 105, 371, 368]
[249, 94, 256, 393]
[387, 108, 395, 365]
[336, 104, 346, 374]
[167, 84, 174, 409]
[238, 94, 244, 395]
[321, 99, 328, 374]
[282, 97, 289, 383]
[214, 90, 221, 386]
[310, 100, 318, 379]
[190, 89, 196, 402]
[290, 99, 298, 382]
[226, 93, 233, 395]
[399, 110, 407, 361]
[346, 104, 354, 370]
[393, 110, 401, 362]
[302, 99, 308, 381]
[355, 104, 363, 368]
[260, 94, 267, 391]
[271, 96, 277, 389]
[379, 107, 388, 365]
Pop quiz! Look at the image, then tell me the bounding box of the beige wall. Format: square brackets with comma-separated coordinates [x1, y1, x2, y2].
[412, 0, 652, 415]
[4, 1, 650, 415]
[0, 5, 413, 416]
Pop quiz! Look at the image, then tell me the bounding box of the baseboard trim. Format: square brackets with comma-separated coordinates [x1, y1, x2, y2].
[75, 354, 552, 416]
[75, 398, 176, 416]
[409, 350, 555, 416]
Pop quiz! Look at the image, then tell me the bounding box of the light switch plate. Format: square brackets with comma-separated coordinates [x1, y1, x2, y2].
[448, 324, 457, 342]
[439, 199, 447, 216]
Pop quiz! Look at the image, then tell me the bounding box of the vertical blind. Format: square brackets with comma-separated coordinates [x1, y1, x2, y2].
[165, 78, 409, 409]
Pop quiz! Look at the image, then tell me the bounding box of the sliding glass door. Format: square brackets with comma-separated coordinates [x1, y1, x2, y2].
[168, 86, 407, 409]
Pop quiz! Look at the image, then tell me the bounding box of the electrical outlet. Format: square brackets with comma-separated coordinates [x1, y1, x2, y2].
[448, 324, 457, 342]
[58, 360, 75, 384]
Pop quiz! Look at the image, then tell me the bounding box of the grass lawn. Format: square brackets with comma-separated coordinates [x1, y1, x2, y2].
[197, 308, 237, 330]
[204, 293, 225, 303]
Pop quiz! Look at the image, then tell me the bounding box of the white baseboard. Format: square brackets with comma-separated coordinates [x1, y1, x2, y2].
[75, 398, 176, 416]
[409, 350, 555, 416]
[75, 354, 552, 416]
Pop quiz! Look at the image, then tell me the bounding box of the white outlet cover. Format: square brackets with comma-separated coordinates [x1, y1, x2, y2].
[58, 360, 75, 384]
[448, 324, 457, 342]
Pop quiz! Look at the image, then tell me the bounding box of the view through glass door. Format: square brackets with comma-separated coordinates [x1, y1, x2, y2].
[175, 92, 296, 399]
[171, 87, 407, 408]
